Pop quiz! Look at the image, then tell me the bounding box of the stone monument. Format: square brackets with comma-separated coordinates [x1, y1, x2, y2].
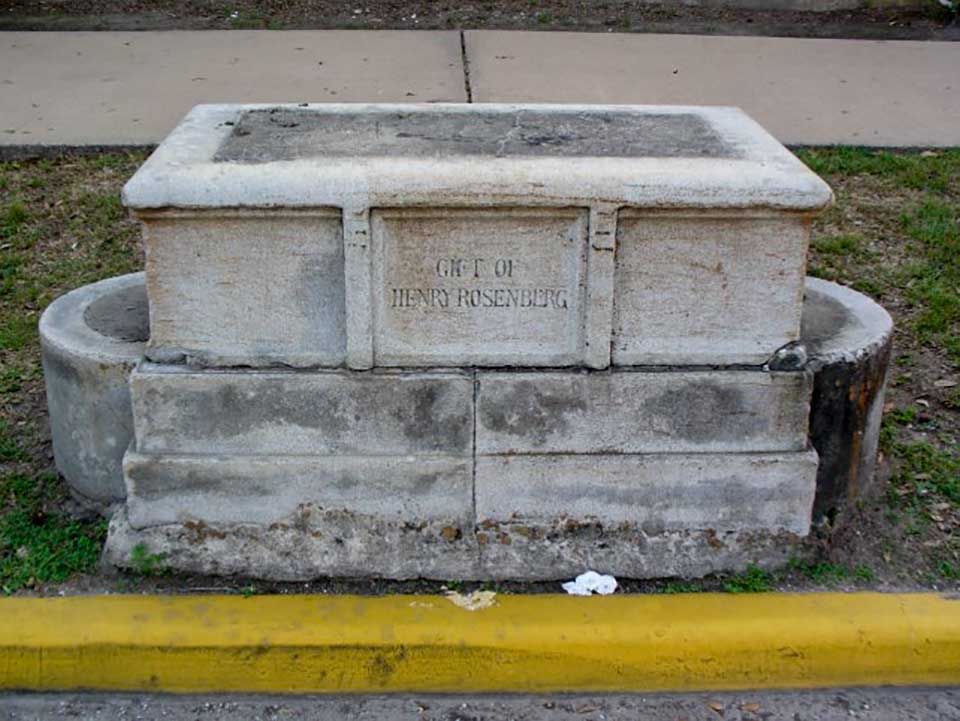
[40, 104, 893, 581]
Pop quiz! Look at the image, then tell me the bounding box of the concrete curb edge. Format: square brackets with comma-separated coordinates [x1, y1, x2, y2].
[1, 592, 959, 693]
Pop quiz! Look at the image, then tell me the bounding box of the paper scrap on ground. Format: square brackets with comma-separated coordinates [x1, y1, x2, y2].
[446, 590, 498, 611]
[562, 571, 618, 596]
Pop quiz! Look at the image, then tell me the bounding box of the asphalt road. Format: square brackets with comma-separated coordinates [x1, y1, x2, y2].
[3, 688, 960, 721]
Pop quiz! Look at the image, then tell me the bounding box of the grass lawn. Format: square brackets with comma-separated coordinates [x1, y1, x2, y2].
[0, 148, 957, 595]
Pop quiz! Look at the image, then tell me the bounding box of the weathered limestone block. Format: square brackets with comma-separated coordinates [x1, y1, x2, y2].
[124, 453, 473, 530]
[121, 365, 476, 554]
[106, 448, 816, 581]
[476, 369, 811, 455]
[140, 209, 345, 368]
[122, 103, 832, 369]
[475, 526, 806, 582]
[113, 374, 479, 580]
[104, 506, 480, 581]
[612, 212, 810, 365]
[803, 277, 893, 521]
[476, 452, 818, 535]
[474, 451, 818, 580]
[129, 364, 473, 457]
[39, 273, 148, 510]
[104, 506, 798, 582]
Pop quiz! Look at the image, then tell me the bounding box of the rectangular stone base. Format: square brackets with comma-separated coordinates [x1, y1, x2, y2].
[109, 362, 818, 580]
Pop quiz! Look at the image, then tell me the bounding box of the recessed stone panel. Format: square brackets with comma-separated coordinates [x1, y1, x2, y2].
[143, 209, 346, 368]
[372, 208, 588, 366]
[612, 212, 810, 365]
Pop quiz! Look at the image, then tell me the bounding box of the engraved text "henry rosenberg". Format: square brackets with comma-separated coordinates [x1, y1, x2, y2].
[390, 286, 569, 310]
[389, 255, 570, 311]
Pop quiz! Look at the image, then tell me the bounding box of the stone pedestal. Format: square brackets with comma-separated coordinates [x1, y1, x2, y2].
[91, 103, 848, 579]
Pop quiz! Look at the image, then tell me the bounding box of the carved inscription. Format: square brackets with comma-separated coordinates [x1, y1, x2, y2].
[372, 208, 588, 366]
[389, 256, 570, 311]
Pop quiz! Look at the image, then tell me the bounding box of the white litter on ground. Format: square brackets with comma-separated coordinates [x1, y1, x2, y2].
[561, 571, 618, 596]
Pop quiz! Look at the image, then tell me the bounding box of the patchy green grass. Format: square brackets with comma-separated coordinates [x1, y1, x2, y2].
[901, 200, 960, 363]
[787, 559, 875, 585]
[799, 150, 960, 354]
[0, 152, 144, 593]
[644, 558, 879, 595]
[0, 420, 29, 463]
[658, 581, 702, 595]
[128, 541, 169, 577]
[722, 565, 775, 594]
[0, 473, 107, 593]
[888, 435, 960, 508]
[799, 147, 960, 194]
[797, 147, 959, 589]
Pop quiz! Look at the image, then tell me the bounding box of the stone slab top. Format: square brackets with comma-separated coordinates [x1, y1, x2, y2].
[213, 107, 735, 161]
[122, 103, 832, 211]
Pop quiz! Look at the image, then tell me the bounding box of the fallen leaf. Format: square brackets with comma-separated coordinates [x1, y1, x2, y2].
[445, 590, 497, 611]
[934, 379, 958, 388]
[741, 702, 761, 713]
[707, 700, 725, 714]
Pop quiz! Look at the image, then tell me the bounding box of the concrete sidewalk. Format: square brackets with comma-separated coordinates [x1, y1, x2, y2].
[466, 32, 960, 147]
[1, 30, 958, 147]
[0, 31, 466, 146]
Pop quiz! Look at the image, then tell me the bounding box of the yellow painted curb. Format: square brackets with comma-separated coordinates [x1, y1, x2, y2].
[1, 592, 959, 693]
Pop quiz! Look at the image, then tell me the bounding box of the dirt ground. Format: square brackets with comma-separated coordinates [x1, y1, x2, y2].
[0, 147, 958, 597]
[1, 0, 958, 40]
